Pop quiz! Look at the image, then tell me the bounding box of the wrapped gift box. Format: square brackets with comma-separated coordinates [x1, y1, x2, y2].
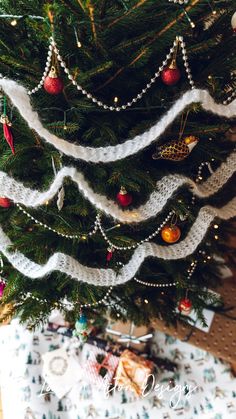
[115, 349, 154, 396]
[80, 342, 119, 388]
[153, 276, 236, 365]
[42, 347, 83, 399]
[105, 321, 153, 352]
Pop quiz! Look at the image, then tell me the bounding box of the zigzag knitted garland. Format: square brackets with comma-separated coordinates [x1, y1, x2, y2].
[0, 198, 235, 285]
[0, 78, 236, 163]
[0, 150, 235, 223]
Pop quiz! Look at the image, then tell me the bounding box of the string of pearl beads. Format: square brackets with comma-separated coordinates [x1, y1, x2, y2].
[97, 210, 174, 251]
[28, 35, 195, 108]
[16, 203, 99, 239]
[18, 286, 113, 310]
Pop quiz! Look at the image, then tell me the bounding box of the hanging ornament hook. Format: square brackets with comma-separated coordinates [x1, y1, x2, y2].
[182, 8, 195, 28]
[73, 26, 82, 48]
[170, 211, 178, 227]
[178, 110, 189, 141]
[47, 6, 55, 36]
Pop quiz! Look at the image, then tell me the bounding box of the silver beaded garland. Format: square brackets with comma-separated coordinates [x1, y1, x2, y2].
[186, 260, 198, 279]
[133, 259, 197, 288]
[223, 90, 236, 105]
[28, 35, 195, 106]
[17, 203, 99, 239]
[168, 0, 189, 4]
[96, 210, 174, 251]
[191, 159, 215, 205]
[134, 277, 178, 287]
[20, 285, 113, 309]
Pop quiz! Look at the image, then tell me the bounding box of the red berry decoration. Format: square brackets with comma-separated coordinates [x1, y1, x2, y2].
[161, 59, 181, 86]
[0, 280, 6, 298]
[178, 298, 192, 315]
[44, 67, 64, 95]
[116, 186, 133, 207]
[0, 197, 11, 208]
[161, 225, 181, 244]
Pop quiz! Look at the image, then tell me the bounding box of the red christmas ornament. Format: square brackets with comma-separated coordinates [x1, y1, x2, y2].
[0, 280, 6, 298]
[0, 114, 15, 154]
[44, 67, 64, 95]
[0, 197, 11, 208]
[178, 298, 192, 315]
[161, 225, 181, 244]
[106, 247, 114, 262]
[161, 59, 181, 86]
[116, 186, 133, 207]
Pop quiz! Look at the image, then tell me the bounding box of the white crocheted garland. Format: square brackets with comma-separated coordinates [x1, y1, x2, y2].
[0, 198, 235, 285]
[0, 150, 235, 223]
[0, 78, 235, 162]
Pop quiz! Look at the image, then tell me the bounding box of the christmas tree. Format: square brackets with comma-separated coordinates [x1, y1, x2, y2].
[0, 1, 235, 327]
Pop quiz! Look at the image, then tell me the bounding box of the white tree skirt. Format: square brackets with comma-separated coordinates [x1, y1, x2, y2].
[0, 319, 236, 419]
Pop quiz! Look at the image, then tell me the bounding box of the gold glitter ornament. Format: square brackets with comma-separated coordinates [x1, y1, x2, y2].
[152, 136, 199, 162]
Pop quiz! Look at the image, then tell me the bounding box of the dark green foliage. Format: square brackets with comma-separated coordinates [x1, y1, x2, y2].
[0, 0, 235, 327]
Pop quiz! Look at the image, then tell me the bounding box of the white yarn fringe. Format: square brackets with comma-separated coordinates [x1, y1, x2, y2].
[0, 78, 235, 162]
[0, 199, 235, 285]
[0, 151, 235, 222]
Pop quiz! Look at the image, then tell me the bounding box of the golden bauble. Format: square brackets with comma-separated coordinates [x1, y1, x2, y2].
[161, 225, 181, 244]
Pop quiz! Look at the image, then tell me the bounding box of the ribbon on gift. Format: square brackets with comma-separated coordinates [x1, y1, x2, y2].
[91, 352, 113, 378]
[106, 327, 153, 344]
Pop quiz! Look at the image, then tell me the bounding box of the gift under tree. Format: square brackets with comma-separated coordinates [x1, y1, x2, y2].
[0, 1, 235, 329]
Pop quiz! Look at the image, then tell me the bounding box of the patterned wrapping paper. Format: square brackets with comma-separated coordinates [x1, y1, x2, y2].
[80, 342, 119, 388]
[115, 349, 155, 396]
[1, 320, 236, 418]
